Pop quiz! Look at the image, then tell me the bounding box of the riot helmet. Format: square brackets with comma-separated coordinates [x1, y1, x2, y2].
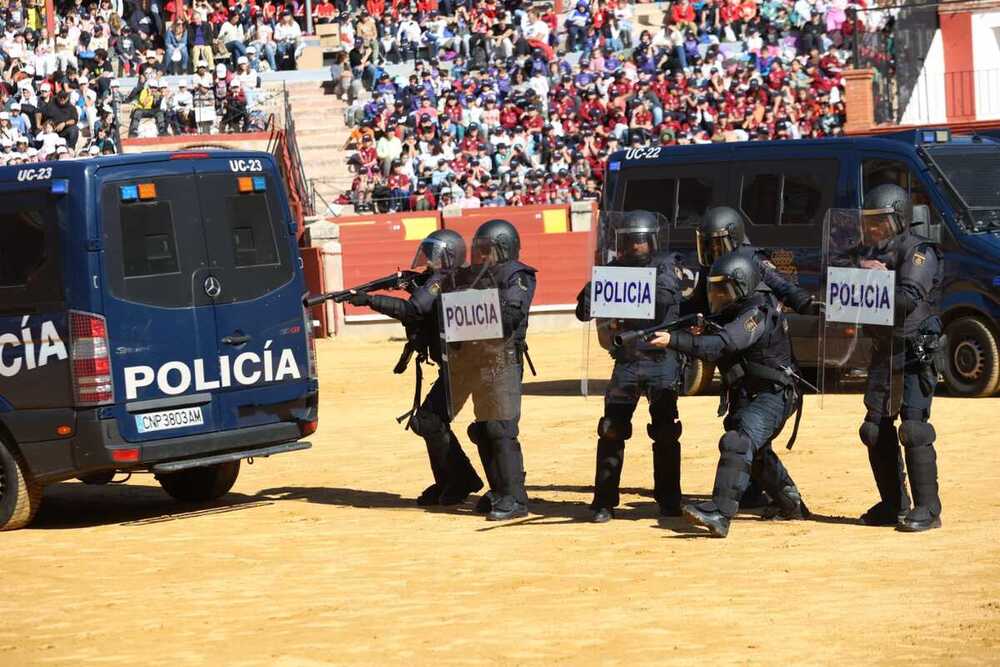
[696, 206, 746, 267]
[612, 210, 660, 265]
[861, 183, 910, 248]
[471, 219, 520, 266]
[706, 252, 760, 315]
[411, 229, 466, 270]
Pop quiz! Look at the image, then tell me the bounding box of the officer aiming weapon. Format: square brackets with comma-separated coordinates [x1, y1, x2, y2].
[303, 269, 425, 307]
[612, 313, 719, 349]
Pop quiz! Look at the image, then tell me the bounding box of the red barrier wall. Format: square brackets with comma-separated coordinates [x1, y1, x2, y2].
[331, 205, 593, 320]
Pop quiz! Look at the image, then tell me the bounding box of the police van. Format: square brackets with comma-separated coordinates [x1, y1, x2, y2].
[604, 130, 1000, 398]
[0, 150, 318, 530]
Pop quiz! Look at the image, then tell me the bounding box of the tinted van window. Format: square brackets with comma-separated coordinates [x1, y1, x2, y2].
[120, 201, 180, 278]
[226, 194, 279, 268]
[0, 190, 63, 307]
[737, 159, 837, 226]
[621, 177, 677, 222]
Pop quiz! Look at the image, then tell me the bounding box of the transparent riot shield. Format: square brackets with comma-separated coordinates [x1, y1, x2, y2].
[438, 267, 520, 422]
[819, 209, 902, 411]
[582, 211, 670, 397]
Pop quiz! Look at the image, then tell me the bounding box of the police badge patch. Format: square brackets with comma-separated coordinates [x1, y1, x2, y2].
[913, 252, 926, 266]
[761, 259, 777, 270]
[516, 275, 528, 291]
[744, 314, 759, 333]
[429, 282, 441, 295]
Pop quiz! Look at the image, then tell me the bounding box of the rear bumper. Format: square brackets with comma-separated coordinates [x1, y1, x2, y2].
[11, 390, 318, 484]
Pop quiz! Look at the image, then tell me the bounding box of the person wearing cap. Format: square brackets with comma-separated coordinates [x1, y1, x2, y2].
[39, 87, 80, 149]
[0, 112, 17, 145]
[220, 79, 249, 133]
[170, 79, 195, 134]
[127, 79, 166, 137]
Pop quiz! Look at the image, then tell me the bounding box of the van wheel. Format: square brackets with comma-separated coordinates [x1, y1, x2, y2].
[683, 359, 715, 396]
[156, 461, 241, 502]
[78, 471, 117, 485]
[942, 316, 1000, 397]
[0, 442, 43, 531]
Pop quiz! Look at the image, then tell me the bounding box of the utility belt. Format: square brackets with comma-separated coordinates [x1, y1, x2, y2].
[909, 331, 946, 395]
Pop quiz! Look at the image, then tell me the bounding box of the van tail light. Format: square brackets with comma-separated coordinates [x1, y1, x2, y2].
[303, 304, 317, 380]
[69, 311, 114, 406]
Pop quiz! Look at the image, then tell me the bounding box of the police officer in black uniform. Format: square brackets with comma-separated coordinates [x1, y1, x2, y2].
[464, 219, 537, 521]
[649, 253, 807, 538]
[691, 206, 819, 513]
[855, 184, 944, 532]
[575, 210, 685, 523]
[349, 229, 484, 507]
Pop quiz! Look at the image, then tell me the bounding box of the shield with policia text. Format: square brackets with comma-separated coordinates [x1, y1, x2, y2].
[819, 208, 903, 411]
[438, 266, 520, 422]
[582, 211, 670, 396]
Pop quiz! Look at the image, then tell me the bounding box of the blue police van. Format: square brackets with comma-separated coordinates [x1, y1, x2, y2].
[603, 129, 1000, 398]
[0, 150, 318, 530]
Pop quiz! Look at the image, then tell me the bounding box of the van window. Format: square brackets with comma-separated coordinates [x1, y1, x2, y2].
[676, 176, 713, 227]
[0, 191, 63, 306]
[862, 158, 943, 225]
[120, 202, 180, 278]
[621, 177, 677, 223]
[738, 160, 836, 226]
[226, 194, 279, 268]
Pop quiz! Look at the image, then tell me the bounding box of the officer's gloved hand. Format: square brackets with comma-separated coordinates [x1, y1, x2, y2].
[801, 297, 824, 317]
[349, 290, 370, 307]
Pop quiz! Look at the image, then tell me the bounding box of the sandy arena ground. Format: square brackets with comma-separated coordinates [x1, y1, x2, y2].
[3, 329, 1000, 666]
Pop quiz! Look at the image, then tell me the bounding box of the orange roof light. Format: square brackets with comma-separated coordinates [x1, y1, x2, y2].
[237, 176, 254, 193]
[137, 182, 157, 200]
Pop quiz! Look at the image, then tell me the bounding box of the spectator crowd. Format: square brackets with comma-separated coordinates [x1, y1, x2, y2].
[0, 0, 310, 163]
[332, 0, 885, 212]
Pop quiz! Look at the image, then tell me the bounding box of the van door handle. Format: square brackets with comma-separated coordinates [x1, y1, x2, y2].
[222, 334, 251, 346]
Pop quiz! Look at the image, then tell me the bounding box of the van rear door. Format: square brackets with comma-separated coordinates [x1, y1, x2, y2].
[99, 163, 224, 442]
[194, 162, 309, 431]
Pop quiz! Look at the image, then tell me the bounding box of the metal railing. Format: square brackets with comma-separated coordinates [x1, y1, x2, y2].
[895, 68, 1000, 125]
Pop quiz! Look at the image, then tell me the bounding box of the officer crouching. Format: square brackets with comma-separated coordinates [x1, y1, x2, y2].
[649, 253, 807, 538]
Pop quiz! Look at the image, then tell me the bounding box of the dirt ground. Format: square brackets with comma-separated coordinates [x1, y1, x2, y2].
[3, 329, 1000, 666]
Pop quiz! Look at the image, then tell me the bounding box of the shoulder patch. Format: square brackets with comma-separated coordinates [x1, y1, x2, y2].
[429, 282, 441, 295]
[761, 259, 776, 270]
[515, 274, 528, 291]
[744, 312, 760, 333]
[913, 252, 926, 266]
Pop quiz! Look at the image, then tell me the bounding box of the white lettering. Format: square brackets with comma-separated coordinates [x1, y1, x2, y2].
[274, 349, 302, 381]
[124, 366, 155, 400]
[233, 352, 261, 385]
[193, 358, 219, 391]
[157, 361, 192, 396]
[0, 333, 23, 377]
[37, 320, 67, 367]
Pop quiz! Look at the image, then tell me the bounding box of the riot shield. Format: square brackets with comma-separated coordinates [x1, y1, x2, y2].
[439, 267, 520, 422]
[818, 209, 902, 411]
[582, 211, 670, 397]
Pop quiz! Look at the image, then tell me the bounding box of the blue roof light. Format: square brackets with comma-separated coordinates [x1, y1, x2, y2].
[119, 184, 138, 201]
[252, 176, 266, 191]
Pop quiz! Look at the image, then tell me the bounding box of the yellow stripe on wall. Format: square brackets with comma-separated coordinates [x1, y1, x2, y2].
[542, 209, 568, 233]
[402, 217, 440, 240]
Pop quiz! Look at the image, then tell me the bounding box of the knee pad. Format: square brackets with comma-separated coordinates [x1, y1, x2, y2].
[409, 409, 446, 438]
[598, 416, 632, 441]
[899, 420, 936, 448]
[467, 422, 487, 444]
[484, 421, 507, 441]
[719, 430, 751, 458]
[859, 421, 881, 448]
[647, 419, 682, 444]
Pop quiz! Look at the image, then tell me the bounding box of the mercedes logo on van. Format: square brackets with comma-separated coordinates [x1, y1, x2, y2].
[204, 276, 222, 298]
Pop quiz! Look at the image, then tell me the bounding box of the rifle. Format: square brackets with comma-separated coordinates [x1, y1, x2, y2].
[612, 313, 719, 349]
[304, 269, 425, 307]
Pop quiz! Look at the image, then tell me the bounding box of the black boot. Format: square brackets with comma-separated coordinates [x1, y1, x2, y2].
[592, 507, 614, 523]
[439, 473, 484, 505]
[416, 483, 441, 506]
[861, 500, 907, 526]
[652, 439, 682, 516]
[682, 502, 730, 538]
[486, 495, 528, 521]
[897, 506, 942, 532]
[475, 491, 495, 514]
[761, 485, 810, 520]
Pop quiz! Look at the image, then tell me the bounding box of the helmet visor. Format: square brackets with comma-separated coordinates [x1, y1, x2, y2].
[861, 207, 901, 247]
[707, 275, 741, 315]
[411, 238, 453, 270]
[471, 236, 499, 267]
[696, 229, 737, 267]
[615, 228, 658, 263]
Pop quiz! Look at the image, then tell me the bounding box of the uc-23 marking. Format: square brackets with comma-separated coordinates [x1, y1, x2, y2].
[17, 167, 53, 181]
[229, 159, 263, 172]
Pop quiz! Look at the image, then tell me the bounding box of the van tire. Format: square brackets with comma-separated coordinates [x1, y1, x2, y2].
[942, 316, 1000, 397]
[683, 359, 715, 396]
[0, 442, 43, 531]
[156, 461, 241, 502]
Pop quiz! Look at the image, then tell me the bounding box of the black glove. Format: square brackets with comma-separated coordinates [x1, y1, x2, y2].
[801, 297, 824, 317]
[349, 290, 370, 307]
[575, 282, 592, 321]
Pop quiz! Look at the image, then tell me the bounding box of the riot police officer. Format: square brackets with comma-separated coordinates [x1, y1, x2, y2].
[649, 253, 807, 538]
[691, 206, 818, 513]
[575, 210, 685, 523]
[464, 219, 537, 521]
[692, 206, 818, 315]
[348, 229, 484, 507]
[856, 184, 943, 532]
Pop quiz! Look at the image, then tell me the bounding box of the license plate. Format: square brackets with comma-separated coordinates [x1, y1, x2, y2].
[135, 406, 205, 434]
